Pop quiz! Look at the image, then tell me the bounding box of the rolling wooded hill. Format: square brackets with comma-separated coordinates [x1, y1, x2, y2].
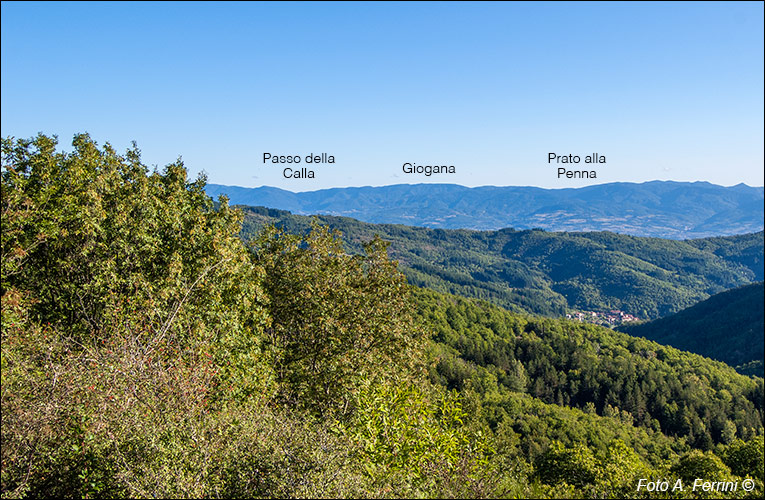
[237, 206, 764, 320]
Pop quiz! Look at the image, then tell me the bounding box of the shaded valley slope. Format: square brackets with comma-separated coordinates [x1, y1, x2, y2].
[619, 282, 765, 375]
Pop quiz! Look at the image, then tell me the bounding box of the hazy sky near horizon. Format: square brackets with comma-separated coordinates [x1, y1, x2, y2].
[2, 1, 763, 191]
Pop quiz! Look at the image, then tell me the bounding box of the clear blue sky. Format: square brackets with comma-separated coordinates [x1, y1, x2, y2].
[2, 1, 763, 191]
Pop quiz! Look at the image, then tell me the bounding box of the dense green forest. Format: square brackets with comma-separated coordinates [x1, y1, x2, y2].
[619, 283, 764, 376]
[238, 206, 764, 320]
[416, 288, 763, 450]
[2, 134, 764, 498]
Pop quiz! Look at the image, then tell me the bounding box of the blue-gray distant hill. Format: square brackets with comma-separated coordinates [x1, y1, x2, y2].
[205, 181, 764, 239]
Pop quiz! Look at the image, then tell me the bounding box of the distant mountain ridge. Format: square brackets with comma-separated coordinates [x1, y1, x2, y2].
[205, 181, 764, 239]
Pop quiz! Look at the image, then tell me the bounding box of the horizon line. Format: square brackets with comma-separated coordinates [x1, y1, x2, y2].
[205, 179, 765, 194]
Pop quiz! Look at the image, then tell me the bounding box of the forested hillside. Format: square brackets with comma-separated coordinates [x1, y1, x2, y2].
[619, 283, 765, 376]
[416, 288, 763, 450]
[238, 207, 764, 319]
[2, 134, 763, 498]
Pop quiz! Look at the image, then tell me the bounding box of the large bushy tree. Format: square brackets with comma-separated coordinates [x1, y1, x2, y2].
[1, 134, 273, 497]
[252, 222, 421, 414]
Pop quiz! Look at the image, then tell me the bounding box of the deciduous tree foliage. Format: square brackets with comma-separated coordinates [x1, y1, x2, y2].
[1, 133, 269, 363]
[2, 133, 273, 497]
[251, 222, 420, 413]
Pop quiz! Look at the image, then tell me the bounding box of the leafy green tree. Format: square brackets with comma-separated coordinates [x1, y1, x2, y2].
[724, 437, 765, 480]
[2, 134, 271, 497]
[670, 450, 733, 484]
[346, 380, 497, 496]
[600, 440, 653, 497]
[252, 222, 419, 414]
[533, 441, 600, 488]
[1, 133, 269, 366]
